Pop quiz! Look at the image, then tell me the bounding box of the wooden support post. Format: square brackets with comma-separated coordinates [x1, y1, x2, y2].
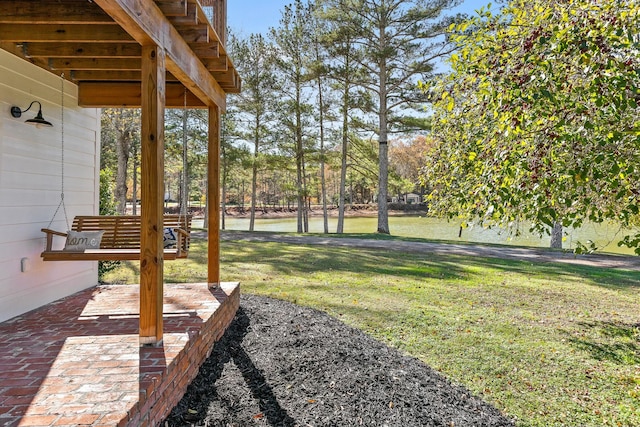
[216, 0, 227, 46]
[139, 44, 166, 345]
[199, 0, 226, 45]
[207, 104, 220, 287]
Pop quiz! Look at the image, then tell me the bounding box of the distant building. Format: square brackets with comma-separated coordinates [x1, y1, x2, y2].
[392, 193, 422, 204]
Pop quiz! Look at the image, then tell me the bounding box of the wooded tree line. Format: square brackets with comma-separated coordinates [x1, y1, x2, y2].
[100, 0, 459, 234]
[100, 0, 639, 252]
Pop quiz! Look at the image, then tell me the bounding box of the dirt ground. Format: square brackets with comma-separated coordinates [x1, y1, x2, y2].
[164, 295, 515, 427]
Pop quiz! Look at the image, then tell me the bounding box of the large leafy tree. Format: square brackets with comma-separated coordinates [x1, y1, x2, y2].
[425, 0, 640, 252]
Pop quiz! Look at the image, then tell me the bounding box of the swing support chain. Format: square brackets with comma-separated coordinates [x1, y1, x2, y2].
[46, 73, 70, 231]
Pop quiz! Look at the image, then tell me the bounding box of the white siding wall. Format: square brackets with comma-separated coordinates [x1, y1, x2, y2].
[0, 50, 101, 322]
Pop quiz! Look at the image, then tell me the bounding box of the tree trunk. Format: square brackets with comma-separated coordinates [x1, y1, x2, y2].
[249, 120, 259, 231]
[337, 108, 348, 234]
[550, 222, 563, 249]
[302, 162, 309, 233]
[180, 108, 189, 218]
[377, 139, 389, 234]
[315, 40, 329, 234]
[132, 143, 138, 215]
[296, 87, 305, 233]
[221, 144, 227, 231]
[240, 180, 245, 212]
[337, 52, 352, 234]
[318, 90, 328, 234]
[203, 181, 208, 229]
[377, 27, 390, 234]
[249, 162, 258, 231]
[115, 131, 130, 215]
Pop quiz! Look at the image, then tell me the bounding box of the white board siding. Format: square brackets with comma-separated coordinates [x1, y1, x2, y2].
[0, 50, 101, 323]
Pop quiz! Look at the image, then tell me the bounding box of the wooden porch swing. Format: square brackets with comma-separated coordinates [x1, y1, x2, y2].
[41, 214, 192, 261]
[40, 75, 192, 262]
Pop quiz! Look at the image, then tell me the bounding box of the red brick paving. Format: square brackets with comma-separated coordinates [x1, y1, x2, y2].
[0, 282, 240, 427]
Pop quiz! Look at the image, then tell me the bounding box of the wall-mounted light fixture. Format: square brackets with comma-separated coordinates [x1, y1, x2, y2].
[10, 101, 53, 127]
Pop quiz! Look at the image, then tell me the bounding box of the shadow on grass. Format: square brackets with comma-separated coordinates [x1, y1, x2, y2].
[211, 238, 640, 290]
[111, 236, 640, 293]
[567, 321, 640, 365]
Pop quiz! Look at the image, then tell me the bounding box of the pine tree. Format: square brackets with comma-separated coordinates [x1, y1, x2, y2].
[322, 0, 460, 233]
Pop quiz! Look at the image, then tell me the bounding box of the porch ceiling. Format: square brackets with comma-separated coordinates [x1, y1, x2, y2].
[0, 0, 241, 108]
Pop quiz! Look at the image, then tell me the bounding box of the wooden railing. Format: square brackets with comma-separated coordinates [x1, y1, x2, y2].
[200, 0, 226, 46]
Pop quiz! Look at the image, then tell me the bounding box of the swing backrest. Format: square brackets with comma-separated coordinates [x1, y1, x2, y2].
[72, 215, 191, 249]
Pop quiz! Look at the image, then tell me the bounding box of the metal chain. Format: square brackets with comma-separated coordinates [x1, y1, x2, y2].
[46, 73, 70, 230]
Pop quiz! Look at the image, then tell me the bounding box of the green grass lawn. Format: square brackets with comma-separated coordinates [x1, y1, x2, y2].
[103, 235, 640, 427]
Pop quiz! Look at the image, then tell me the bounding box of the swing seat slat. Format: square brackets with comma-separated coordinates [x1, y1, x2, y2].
[41, 215, 192, 261]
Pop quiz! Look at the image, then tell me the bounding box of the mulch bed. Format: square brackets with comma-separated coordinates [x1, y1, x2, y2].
[164, 294, 514, 427]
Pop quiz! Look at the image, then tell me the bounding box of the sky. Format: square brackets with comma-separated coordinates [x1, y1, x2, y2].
[227, 0, 494, 36]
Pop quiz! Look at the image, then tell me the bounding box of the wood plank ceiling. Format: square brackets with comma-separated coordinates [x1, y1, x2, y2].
[0, 0, 241, 108]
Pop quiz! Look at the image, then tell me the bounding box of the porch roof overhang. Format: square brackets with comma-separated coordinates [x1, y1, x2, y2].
[0, 0, 241, 110]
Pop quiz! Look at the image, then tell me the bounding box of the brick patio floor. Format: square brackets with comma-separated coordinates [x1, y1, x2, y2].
[0, 282, 240, 427]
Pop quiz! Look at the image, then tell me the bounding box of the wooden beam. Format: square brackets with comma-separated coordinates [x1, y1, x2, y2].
[70, 70, 180, 81]
[49, 58, 141, 70]
[211, 68, 236, 85]
[198, 0, 225, 44]
[0, 0, 115, 24]
[167, 1, 198, 25]
[72, 70, 141, 81]
[188, 41, 219, 58]
[139, 44, 166, 346]
[92, 0, 226, 109]
[78, 81, 205, 107]
[0, 24, 135, 43]
[174, 25, 209, 43]
[208, 104, 221, 287]
[201, 57, 227, 72]
[24, 42, 142, 58]
[155, 0, 188, 17]
[213, 0, 227, 46]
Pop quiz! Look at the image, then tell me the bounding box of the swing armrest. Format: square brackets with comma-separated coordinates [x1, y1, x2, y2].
[41, 228, 68, 252]
[173, 228, 190, 257]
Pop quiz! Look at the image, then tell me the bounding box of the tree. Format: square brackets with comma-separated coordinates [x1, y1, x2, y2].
[101, 108, 140, 214]
[164, 106, 209, 215]
[389, 135, 431, 199]
[229, 32, 280, 231]
[272, 0, 315, 233]
[220, 110, 250, 230]
[98, 169, 119, 280]
[309, 1, 333, 233]
[425, 0, 640, 252]
[347, 134, 379, 201]
[322, 0, 460, 234]
[317, 0, 362, 233]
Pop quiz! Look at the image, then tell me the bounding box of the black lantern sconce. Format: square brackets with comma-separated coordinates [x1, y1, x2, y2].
[10, 101, 53, 127]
